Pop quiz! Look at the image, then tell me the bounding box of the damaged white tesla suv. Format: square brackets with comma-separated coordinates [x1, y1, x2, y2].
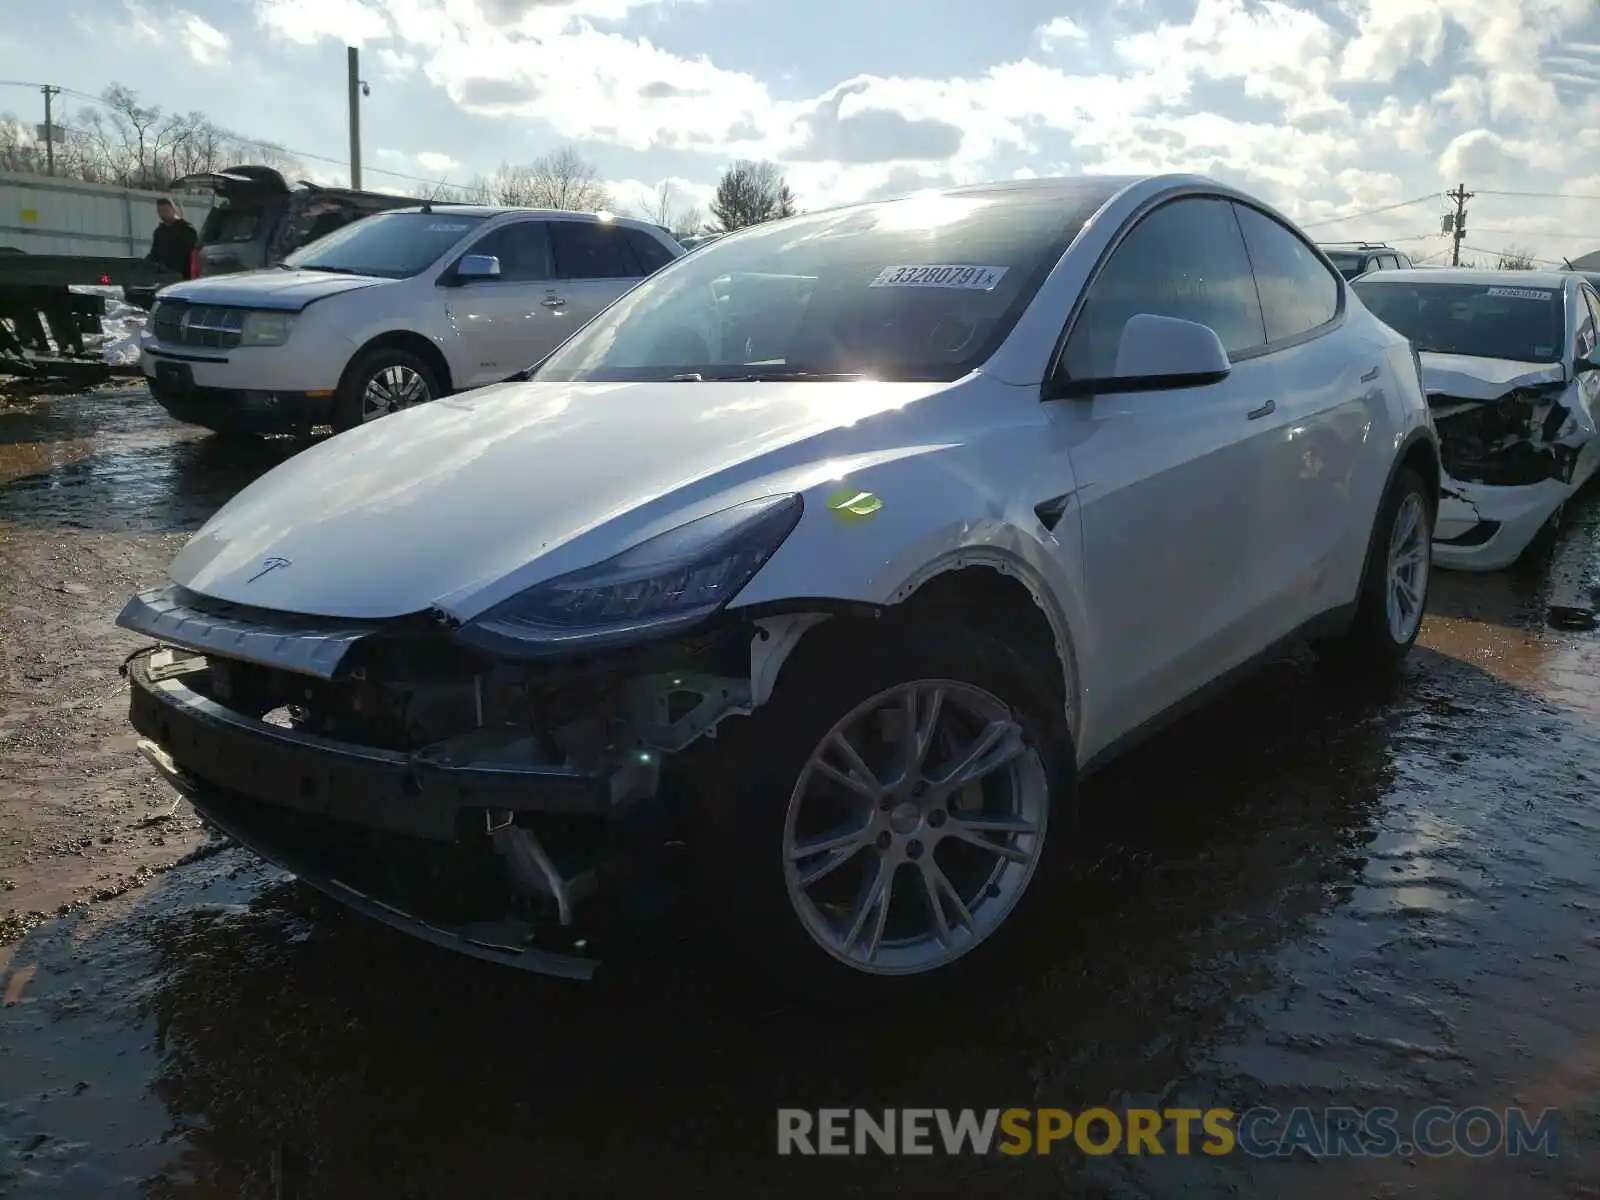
[116, 175, 1439, 1003]
[1352, 268, 1600, 571]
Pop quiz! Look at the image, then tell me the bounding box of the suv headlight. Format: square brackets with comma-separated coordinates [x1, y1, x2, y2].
[239, 310, 296, 347]
[453, 492, 804, 658]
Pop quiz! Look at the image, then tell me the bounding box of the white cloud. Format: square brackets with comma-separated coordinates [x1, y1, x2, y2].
[416, 151, 460, 172]
[224, 0, 1600, 263]
[253, 0, 391, 45]
[1036, 17, 1089, 50]
[182, 15, 230, 64]
[1119, 0, 1347, 121]
[120, 2, 232, 67]
[1338, 1, 1446, 82]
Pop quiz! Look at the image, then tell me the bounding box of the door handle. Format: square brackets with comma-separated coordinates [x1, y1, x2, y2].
[1247, 399, 1276, 420]
[1360, 365, 1380, 383]
[541, 296, 566, 308]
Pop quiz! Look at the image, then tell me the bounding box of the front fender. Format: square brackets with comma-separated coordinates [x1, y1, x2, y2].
[729, 444, 1088, 738]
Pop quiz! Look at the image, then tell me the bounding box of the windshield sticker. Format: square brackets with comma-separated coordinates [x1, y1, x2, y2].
[425, 223, 472, 232]
[1486, 286, 1555, 301]
[869, 265, 1009, 291]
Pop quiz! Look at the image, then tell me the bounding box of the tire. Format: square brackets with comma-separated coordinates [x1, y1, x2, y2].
[685, 619, 1076, 1008]
[332, 345, 440, 433]
[1317, 465, 1433, 674]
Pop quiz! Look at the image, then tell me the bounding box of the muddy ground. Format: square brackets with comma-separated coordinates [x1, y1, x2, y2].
[4, 385, 1600, 1198]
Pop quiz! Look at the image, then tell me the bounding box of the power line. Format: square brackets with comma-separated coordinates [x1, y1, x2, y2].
[1475, 188, 1600, 202]
[1300, 194, 1442, 229]
[0, 77, 479, 194]
[1470, 227, 1600, 241]
[1456, 243, 1569, 267]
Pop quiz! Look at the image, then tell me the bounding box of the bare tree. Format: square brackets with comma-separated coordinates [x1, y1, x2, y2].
[0, 84, 303, 189]
[639, 180, 702, 238]
[481, 146, 610, 210]
[421, 179, 480, 203]
[710, 160, 797, 231]
[0, 116, 54, 175]
[1496, 246, 1536, 270]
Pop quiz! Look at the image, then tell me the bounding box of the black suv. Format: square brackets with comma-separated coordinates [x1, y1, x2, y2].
[1317, 242, 1413, 281]
[124, 165, 425, 308]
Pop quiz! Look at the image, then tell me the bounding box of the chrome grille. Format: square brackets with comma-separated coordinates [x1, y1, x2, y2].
[151, 301, 246, 350]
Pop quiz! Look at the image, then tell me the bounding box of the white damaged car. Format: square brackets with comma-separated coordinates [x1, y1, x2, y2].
[1352, 268, 1600, 571]
[116, 175, 1439, 1004]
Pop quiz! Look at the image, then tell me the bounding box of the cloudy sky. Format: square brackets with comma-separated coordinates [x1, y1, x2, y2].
[4, 0, 1600, 263]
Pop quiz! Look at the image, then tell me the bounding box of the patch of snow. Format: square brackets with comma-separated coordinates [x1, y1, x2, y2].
[69, 285, 146, 365]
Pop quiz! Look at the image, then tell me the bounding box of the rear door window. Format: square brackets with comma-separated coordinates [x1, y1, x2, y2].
[464, 220, 554, 282]
[623, 228, 677, 275]
[1232, 202, 1341, 345]
[549, 221, 639, 279]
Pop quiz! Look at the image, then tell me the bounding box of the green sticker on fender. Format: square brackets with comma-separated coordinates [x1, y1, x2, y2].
[828, 488, 883, 523]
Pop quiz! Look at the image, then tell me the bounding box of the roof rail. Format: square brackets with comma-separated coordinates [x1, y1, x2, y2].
[1316, 240, 1390, 250]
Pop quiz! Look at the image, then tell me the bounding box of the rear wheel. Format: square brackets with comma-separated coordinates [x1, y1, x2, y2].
[688, 621, 1075, 1007]
[333, 346, 440, 432]
[1318, 465, 1432, 673]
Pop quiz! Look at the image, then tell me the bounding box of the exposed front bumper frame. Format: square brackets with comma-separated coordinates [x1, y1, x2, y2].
[125, 646, 611, 840]
[138, 738, 602, 981]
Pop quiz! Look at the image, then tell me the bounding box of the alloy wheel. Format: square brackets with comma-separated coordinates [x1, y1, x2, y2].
[781, 680, 1050, 976]
[362, 364, 430, 421]
[1385, 491, 1429, 643]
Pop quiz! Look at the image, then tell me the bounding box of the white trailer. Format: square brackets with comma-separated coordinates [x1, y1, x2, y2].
[0, 168, 214, 257]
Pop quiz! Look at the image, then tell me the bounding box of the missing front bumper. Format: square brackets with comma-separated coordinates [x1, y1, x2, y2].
[125, 646, 612, 840]
[123, 643, 684, 978]
[139, 738, 604, 980]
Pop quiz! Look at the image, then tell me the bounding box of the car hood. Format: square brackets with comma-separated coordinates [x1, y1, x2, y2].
[158, 269, 386, 311]
[1420, 352, 1567, 402]
[167, 377, 953, 620]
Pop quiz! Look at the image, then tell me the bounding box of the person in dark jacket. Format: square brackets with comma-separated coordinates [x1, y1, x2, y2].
[146, 198, 198, 279]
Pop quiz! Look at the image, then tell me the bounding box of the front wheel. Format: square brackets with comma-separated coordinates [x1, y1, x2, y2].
[688, 621, 1075, 1007]
[1318, 465, 1433, 673]
[332, 346, 440, 432]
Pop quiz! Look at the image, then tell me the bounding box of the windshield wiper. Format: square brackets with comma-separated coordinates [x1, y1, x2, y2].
[295, 265, 361, 275]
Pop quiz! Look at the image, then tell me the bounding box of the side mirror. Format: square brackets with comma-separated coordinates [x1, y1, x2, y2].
[1053, 313, 1232, 397]
[1576, 350, 1600, 375]
[452, 254, 501, 284]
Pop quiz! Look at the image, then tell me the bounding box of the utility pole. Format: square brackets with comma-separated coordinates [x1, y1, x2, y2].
[347, 46, 363, 190]
[40, 84, 60, 175]
[1447, 182, 1472, 266]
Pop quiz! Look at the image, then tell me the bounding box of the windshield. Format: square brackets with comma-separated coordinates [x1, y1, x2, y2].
[529, 184, 1119, 383]
[282, 211, 489, 279]
[1354, 279, 1566, 363]
[1324, 251, 1365, 279]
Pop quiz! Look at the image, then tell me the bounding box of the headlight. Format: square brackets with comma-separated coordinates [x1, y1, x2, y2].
[238, 310, 296, 347]
[454, 492, 804, 658]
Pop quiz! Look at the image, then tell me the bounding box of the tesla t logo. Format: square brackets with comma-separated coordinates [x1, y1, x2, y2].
[247, 556, 292, 583]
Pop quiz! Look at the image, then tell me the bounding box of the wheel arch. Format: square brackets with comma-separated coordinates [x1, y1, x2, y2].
[1395, 425, 1441, 518]
[344, 329, 455, 395]
[745, 551, 1083, 748]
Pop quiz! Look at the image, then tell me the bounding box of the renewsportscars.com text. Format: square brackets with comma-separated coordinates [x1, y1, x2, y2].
[776, 1106, 1559, 1157]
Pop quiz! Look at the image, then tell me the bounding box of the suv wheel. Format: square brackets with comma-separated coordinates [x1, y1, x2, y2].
[333, 346, 440, 432]
[689, 620, 1075, 1007]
